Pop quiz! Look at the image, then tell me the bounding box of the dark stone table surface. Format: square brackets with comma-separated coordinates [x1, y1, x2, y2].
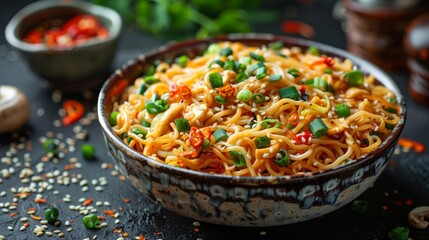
[0, 1, 428, 240]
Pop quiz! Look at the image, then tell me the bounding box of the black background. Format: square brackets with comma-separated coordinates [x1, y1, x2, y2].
[0, 1, 428, 240]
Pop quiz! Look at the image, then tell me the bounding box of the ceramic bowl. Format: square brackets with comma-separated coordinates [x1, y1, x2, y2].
[97, 34, 406, 227]
[5, 0, 122, 91]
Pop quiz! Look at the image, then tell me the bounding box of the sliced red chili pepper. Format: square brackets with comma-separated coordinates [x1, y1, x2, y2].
[295, 131, 313, 145]
[62, 100, 84, 126]
[189, 127, 204, 149]
[322, 56, 335, 66]
[288, 112, 300, 127]
[200, 127, 212, 140]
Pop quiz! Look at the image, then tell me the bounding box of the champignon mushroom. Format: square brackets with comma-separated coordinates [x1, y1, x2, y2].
[408, 206, 429, 229]
[0, 85, 30, 133]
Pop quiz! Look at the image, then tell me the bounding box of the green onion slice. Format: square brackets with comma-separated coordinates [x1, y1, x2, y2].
[269, 74, 282, 81]
[209, 60, 225, 68]
[345, 70, 364, 87]
[209, 72, 224, 88]
[141, 119, 151, 127]
[254, 136, 270, 149]
[247, 62, 265, 75]
[175, 55, 188, 68]
[237, 89, 253, 102]
[388, 227, 409, 240]
[145, 102, 159, 114]
[324, 69, 333, 74]
[144, 76, 160, 85]
[309, 118, 328, 138]
[215, 95, 227, 105]
[287, 68, 300, 78]
[268, 41, 284, 51]
[213, 129, 228, 143]
[335, 103, 351, 118]
[236, 72, 248, 83]
[274, 149, 290, 167]
[109, 111, 120, 126]
[174, 118, 190, 132]
[253, 93, 266, 104]
[219, 47, 233, 56]
[306, 46, 320, 56]
[202, 139, 210, 150]
[249, 52, 265, 62]
[137, 83, 148, 95]
[261, 119, 281, 129]
[279, 86, 300, 100]
[239, 56, 252, 65]
[229, 150, 246, 167]
[255, 67, 267, 80]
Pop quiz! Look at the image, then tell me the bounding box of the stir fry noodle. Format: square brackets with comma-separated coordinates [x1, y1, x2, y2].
[110, 42, 400, 177]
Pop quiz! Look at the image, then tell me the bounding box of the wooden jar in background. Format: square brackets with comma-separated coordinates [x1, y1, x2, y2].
[404, 15, 429, 105]
[344, 0, 429, 71]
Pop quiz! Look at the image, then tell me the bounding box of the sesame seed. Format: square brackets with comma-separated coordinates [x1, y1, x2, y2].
[262, 153, 269, 158]
[40, 220, 48, 224]
[193, 221, 201, 227]
[67, 227, 73, 232]
[115, 219, 120, 224]
[46, 231, 53, 236]
[58, 232, 65, 237]
[36, 231, 44, 236]
[100, 222, 108, 227]
[20, 217, 28, 222]
[53, 230, 61, 234]
[8, 226, 13, 231]
[20, 225, 26, 231]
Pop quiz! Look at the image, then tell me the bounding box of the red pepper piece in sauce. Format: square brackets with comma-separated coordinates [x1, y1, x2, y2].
[295, 131, 313, 145]
[62, 100, 85, 126]
[288, 112, 300, 127]
[189, 127, 204, 149]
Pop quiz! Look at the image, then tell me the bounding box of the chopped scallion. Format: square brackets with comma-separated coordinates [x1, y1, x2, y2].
[306, 46, 320, 56]
[274, 150, 290, 167]
[144, 76, 160, 85]
[175, 55, 188, 68]
[137, 83, 148, 95]
[388, 227, 409, 240]
[384, 107, 398, 114]
[174, 118, 190, 132]
[229, 150, 246, 167]
[239, 56, 252, 64]
[236, 72, 248, 83]
[324, 69, 333, 74]
[261, 119, 281, 129]
[345, 70, 364, 87]
[202, 139, 210, 150]
[268, 41, 284, 51]
[254, 136, 270, 149]
[215, 95, 227, 105]
[209, 72, 223, 88]
[253, 93, 266, 104]
[145, 102, 159, 114]
[141, 119, 151, 127]
[213, 129, 228, 143]
[335, 103, 351, 118]
[255, 67, 267, 80]
[287, 68, 300, 78]
[220, 47, 233, 56]
[269, 74, 282, 81]
[237, 89, 252, 102]
[109, 111, 119, 126]
[249, 52, 265, 62]
[309, 118, 328, 138]
[247, 62, 265, 75]
[279, 86, 300, 100]
[209, 59, 225, 68]
[207, 44, 221, 54]
[145, 65, 156, 76]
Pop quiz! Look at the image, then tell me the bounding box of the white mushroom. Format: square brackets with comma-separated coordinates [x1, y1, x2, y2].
[408, 206, 429, 229]
[0, 85, 30, 133]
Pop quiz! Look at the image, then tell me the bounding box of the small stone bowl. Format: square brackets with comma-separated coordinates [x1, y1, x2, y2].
[5, 0, 122, 91]
[97, 34, 406, 227]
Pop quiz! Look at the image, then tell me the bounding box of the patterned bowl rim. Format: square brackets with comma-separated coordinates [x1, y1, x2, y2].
[97, 33, 406, 185]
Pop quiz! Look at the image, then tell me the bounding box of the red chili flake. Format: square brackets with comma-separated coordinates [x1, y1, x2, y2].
[98, 216, 106, 221]
[404, 199, 413, 206]
[83, 197, 93, 207]
[123, 198, 131, 204]
[62, 100, 85, 126]
[119, 175, 126, 181]
[31, 215, 42, 221]
[189, 127, 204, 149]
[194, 228, 200, 232]
[282, 20, 315, 38]
[113, 228, 121, 234]
[393, 200, 403, 206]
[9, 212, 19, 217]
[398, 138, 425, 153]
[24, 222, 30, 227]
[381, 205, 389, 211]
[156, 231, 163, 235]
[139, 235, 147, 240]
[122, 232, 129, 237]
[102, 209, 115, 217]
[34, 198, 47, 203]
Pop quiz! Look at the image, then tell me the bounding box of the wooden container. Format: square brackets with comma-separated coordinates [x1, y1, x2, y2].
[344, 0, 429, 71]
[404, 14, 429, 105]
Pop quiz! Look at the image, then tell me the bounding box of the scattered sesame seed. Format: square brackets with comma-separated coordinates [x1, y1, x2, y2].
[67, 227, 73, 232]
[40, 220, 48, 225]
[46, 232, 53, 236]
[115, 219, 120, 224]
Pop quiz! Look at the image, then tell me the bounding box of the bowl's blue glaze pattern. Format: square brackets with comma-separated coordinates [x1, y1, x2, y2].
[98, 34, 406, 226]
